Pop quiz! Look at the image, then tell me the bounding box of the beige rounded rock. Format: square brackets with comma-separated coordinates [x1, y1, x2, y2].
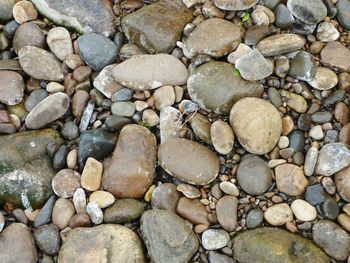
[13, 0, 38, 24]
[47, 27, 73, 61]
[158, 138, 220, 185]
[153, 85, 175, 110]
[89, 190, 115, 209]
[291, 199, 317, 221]
[264, 203, 293, 226]
[211, 120, 234, 155]
[230, 97, 282, 155]
[52, 198, 75, 230]
[81, 157, 103, 192]
[275, 164, 308, 196]
[308, 67, 338, 91]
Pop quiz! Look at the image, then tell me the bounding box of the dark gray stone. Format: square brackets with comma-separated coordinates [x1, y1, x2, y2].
[305, 184, 325, 205]
[322, 197, 339, 220]
[337, 0, 350, 30]
[34, 224, 60, 256]
[311, 112, 333, 124]
[287, 0, 327, 24]
[288, 51, 316, 81]
[77, 33, 118, 71]
[61, 121, 79, 140]
[275, 4, 294, 29]
[208, 251, 236, 263]
[25, 89, 48, 112]
[34, 195, 56, 227]
[288, 130, 305, 153]
[246, 208, 264, 229]
[104, 115, 133, 132]
[104, 199, 145, 223]
[53, 145, 68, 171]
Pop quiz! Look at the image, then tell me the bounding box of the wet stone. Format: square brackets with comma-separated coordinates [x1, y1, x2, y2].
[246, 208, 264, 229]
[288, 51, 316, 82]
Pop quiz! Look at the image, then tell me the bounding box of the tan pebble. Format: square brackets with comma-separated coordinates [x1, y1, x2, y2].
[338, 213, 350, 232]
[67, 149, 78, 169]
[89, 190, 115, 209]
[211, 120, 234, 155]
[268, 159, 286, 168]
[25, 208, 40, 222]
[291, 199, 317, 221]
[264, 203, 293, 226]
[177, 184, 201, 199]
[46, 82, 65, 93]
[144, 185, 156, 202]
[174, 86, 184, 102]
[194, 224, 208, 234]
[134, 100, 148, 111]
[10, 114, 21, 130]
[282, 116, 294, 136]
[286, 221, 298, 233]
[81, 157, 103, 191]
[13, 1, 38, 24]
[65, 54, 84, 70]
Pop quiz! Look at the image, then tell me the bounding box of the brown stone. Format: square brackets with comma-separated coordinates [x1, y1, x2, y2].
[122, 0, 193, 53]
[13, 22, 45, 52]
[275, 164, 308, 196]
[52, 198, 75, 230]
[102, 124, 157, 198]
[340, 123, 350, 146]
[72, 90, 89, 118]
[158, 138, 220, 185]
[176, 197, 210, 226]
[335, 166, 350, 202]
[0, 110, 11, 123]
[216, 196, 238, 232]
[13, 0, 38, 24]
[151, 183, 181, 212]
[68, 213, 91, 228]
[0, 71, 24, 106]
[52, 169, 80, 198]
[81, 157, 103, 192]
[335, 102, 350, 125]
[321, 41, 350, 71]
[73, 66, 91, 83]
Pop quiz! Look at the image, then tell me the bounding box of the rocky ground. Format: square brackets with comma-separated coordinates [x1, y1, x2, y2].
[1, 0, 350, 262]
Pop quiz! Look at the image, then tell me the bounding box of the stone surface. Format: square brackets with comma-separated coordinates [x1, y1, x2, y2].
[104, 198, 144, 223]
[176, 197, 210, 226]
[335, 166, 350, 202]
[230, 97, 282, 155]
[320, 41, 350, 71]
[313, 220, 350, 261]
[211, 120, 234, 155]
[140, 209, 198, 263]
[151, 183, 180, 212]
[18, 46, 64, 81]
[287, 0, 327, 24]
[202, 229, 230, 250]
[214, 0, 258, 10]
[89, 191, 115, 209]
[58, 224, 145, 262]
[13, 0, 38, 24]
[0, 129, 62, 209]
[256, 34, 305, 56]
[13, 22, 45, 52]
[264, 203, 293, 226]
[189, 113, 212, 144]
[183, 18, 241, 58]
[233, 228, 329, 262]
[86, 202, 103, 225]
[237, 155, 272, 195]
[25, 93, 69, 129]
[304, 146, 318, 176]
[93, 64, 122, 99]
[246, 208, 264, 229]
[112, 54, 188, 91]
[308, 67, 338, 90]
[188, 62, 263, 114]
[0, 71, 24, 105]
[159, 106, 183, 143]
[81, 157, 103, 192]
[337, 0, 350, 30]
[77, 33, 117, 71]
[102, 125, 157, 198]
[47, 27, 73, 61]
[33, 224, 60, 256]
[158, 138, 220, 185]
[275, 164, 308, 196]
[316, 22, 340, 42]
[52, 169, 80, 198]
[216, 196, 238, 232]
[236, 49, 273, 81]
[288, 51, 316, 82]
[0, 223, 37, 263]
[52, 198, 75, 229]
[315, 143, 350, 176]
[0, 0, 17, 22]
[291, 199, 317, 221]
[31, 0, 116, 37]
[122, 0, 193, 53]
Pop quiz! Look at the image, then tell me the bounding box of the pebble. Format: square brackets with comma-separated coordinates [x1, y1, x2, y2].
[338, 213, 350, 232]
[158, 138, 219, 185]
[151, 183, 180, 212]
[0, 71, 24, 105]
[309, 125, 324, 140]
[34, 224, 60, 256]
[52, 198, 75, 230]
[77, 33, 117, 71]
[112, 54, 188, 91]
[13, 0, 38, 24]
[177, 184, 201, 199]
[275, 164, 308, 196]
[304, 147, 318, 176]
[208, 251, 236, 263]
[153, 85, 175, 110]
[12, 208, 28, 225]
[335, 167, 350, 202]
[46, 82, 65, 93]
[288, 51, 316, 82]
[25, 89, 48, 112]
[140, 209, 198, 263]
[176, 197, 210, 226]
[61, 121, 79, 140]
[89, 190, 115, 209]
[315, 143, 350, 176]
[313, 220, 350, 261]
[275, 4, 294, 29]
[264, 203, 293, 226]
[104, 198, 145, 223]
[13, 22, 45, 52]
[93, 64, 122, 98]
[246, 208, 264, 229]
[81, 157, 103, 192]
[102, 125, 157, 198]
[73, 188, 86, 214]
[320, 41, 350, 71]
[34, 195, 56, 227]
[111, 101, 136, 117]
[213, 0, 258, 10]
[278, 136, 289, 149]
[316, 22, 339, 42]
[188, 61, 263, 114]
[237, 155, 272, 195]
[159, 106, 182, 143]
[256, 34, 305, 56]
[68, 213, 91, 229]
[18, 46, 64, 81]
[189, 113, 212, 144]
[0, 213, 4, 232]
[86, 202, 103, 225]
[52, 169, 80, 198]
[322, 197, 339, 220]
[46, 27, 73, 61]
[236, 49, 273, 81]
[305, 184, 325, 205]
[287, 0, 327, 24]
[216, 196, 238, 232]
[202, 229, 230, 250]
[283, 91, 307, 113]
[291, 199, 317, 221]
[335, 102, 350, 125]
[230, 97, 282, 155]
[227, 43, 252, 64]
[183, 18, 241, 58]
[288, 130, 305, 153]
[337, 0, 350, 30]
[211, 120, 234, 155]
[105, 115, 132, 132]
[142, 109, 159, 127]
[26, 92, 69, 129]
[219, 181, 239, 196]
[308, 67, 338, 90]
